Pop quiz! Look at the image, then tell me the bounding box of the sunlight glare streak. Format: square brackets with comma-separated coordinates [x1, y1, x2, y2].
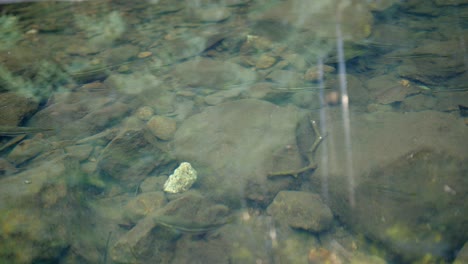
[317, 58, 330, 204]
[336, 7, 355, 208]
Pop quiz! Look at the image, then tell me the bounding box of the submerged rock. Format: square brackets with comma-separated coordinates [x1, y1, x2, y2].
[173, 99, 307, 206]
[111, 192, 230, 263]
[28, 91, 130, 140]
[186, 6, 231, 23]
[146, 115, 177, 141]
[314, 109, 468, 262]
[337, 148, 467, 262]
[250, 0, 373, 41]
[98, 128, 173, 188]
[123, 191, 167, 225]
[172, 57, 257, 89]
[7, 135, 51, 165]
[267, 191, 333, 233]
[0, 92, 38, 126]
[154, 29, 226, 64]
[0, 156, 84, 263]
[365, 75, 420, 105]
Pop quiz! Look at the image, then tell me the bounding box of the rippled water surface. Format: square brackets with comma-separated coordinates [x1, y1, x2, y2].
[0, 1, 467, 263]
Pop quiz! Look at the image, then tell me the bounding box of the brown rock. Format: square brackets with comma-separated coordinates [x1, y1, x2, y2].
[0, 156, 82, 263]
[0, 92, 39, 126]
[135, 106, 154, 121]
[266, 70, 303, 87]
[98, 128, 173, 188]
[147, 115, 176, 141]
[267, 191, 333, 232]
[123, 192, 167, 224]
[304, 65, 335, 82]
[7, 135, 51, 165]
[255, 54, 276, 69]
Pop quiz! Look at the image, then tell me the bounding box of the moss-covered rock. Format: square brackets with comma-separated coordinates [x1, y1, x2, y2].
[267, 191, 333, 233]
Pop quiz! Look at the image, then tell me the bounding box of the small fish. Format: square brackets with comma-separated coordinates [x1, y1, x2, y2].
[0, 126, 53, 136]
[152, 214, 234, 234]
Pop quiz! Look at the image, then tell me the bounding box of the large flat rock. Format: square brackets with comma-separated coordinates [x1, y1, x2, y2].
[173, 99, 307, 206]
[311, 109, 468, 262]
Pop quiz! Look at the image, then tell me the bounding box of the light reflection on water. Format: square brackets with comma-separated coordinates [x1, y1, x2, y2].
[0, 1, 467, 263]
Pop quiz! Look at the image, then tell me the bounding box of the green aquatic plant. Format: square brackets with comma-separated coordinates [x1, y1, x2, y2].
[0, 15, 23, 51]
[74, 11, 127, 49]
[0, 64, 32, 94]
[0, 60, 71, 102]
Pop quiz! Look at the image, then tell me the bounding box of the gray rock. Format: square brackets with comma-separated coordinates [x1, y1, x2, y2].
[173, 99, 307, 206]
[29, 91, 130, 140]
[81, 101, 130, 129]
[267, 191, 333, 232]
[172, 57, 257, 89]
[312, 110, 468, 262]
[187, 7, 231, 23]
[250, 0, 373, 41]
[98, 128, 173, 188]
[218, 211, 319, 263]
[330, 148, 467, 262]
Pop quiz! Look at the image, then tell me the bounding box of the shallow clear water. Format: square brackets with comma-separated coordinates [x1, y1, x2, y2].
[0, 1, 467, 263]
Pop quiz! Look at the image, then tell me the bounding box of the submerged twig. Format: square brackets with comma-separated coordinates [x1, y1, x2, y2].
[268, 120, 324, 178]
